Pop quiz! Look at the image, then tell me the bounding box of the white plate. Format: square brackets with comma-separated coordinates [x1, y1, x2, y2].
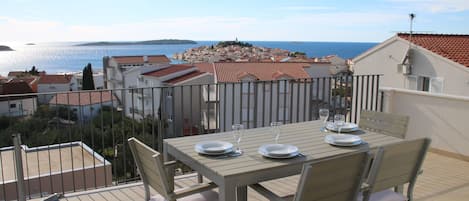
[258, 144, 299, 158]
[325, 134, 363, 147]
[326, 122, 360, 132]
[195, 141, 233, 154]
[195, 147, 234, 155]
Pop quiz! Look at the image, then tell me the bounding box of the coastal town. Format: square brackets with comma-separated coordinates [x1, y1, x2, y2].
[173, 40, 312, 63]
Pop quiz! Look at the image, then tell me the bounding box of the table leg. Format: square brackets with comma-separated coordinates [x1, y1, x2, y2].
[236, 186, 247, 201]
[219, 182, 237, 201]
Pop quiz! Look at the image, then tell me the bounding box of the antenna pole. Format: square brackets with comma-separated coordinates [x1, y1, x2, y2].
[409, 13, 415, 43]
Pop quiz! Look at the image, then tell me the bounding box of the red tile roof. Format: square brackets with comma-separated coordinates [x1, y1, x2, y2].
[39, 75, 73, 84]
[193, 63, 215, 73]
[0, 82, 34, 95]
[8, 71, 46, 77]
[398, 33, 469, 67]
[112, 55, 170, 64]
[49, 91, 115, 106]
[143, 64, 195, 77]
[165, 71, 205, 84]
[9, 77, 38, 84]
[213, 62, 311, 82]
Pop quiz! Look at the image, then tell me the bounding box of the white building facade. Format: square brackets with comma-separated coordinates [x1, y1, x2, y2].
[353, 33, 469, 97]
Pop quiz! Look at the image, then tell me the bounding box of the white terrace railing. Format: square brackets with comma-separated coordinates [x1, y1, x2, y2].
[380, 87, 469, 158]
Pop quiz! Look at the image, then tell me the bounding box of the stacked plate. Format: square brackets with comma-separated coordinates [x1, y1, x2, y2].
[195, 141, 233, 155]
[324, 134, 363, 146]
[326, 122, 360, 133]
[258, 144, 299, 159]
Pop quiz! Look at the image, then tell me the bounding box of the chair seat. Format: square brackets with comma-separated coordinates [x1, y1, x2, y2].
[358, 189, 407, 201]
[150, 190, 218, 201]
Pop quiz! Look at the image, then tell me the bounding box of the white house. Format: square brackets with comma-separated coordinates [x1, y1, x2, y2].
[49, 91, 117, 122]
[103, 55, 171, 91]
[207, 62, 334, 131]
[131, 64, 212, 136]
[0, 82, 37, 117]
[353, 33, 469, 97]
[37, 74, 78, 103]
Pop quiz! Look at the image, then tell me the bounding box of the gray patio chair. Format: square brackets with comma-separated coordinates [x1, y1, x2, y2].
[361, 138, 431, 201]
[359, 110, 409, 139]
[128, 137, 218, 201]
[250, 150, 371, 201]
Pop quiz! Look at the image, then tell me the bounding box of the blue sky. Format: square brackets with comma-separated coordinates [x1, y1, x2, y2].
[1, 0, 468, 42]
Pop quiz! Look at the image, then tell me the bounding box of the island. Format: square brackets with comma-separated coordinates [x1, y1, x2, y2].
[0, 45, 14, 51]
[76, 39, 197, 46]
[25, 43, 36, 45]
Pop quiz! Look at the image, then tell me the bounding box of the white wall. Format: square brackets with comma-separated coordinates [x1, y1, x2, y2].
[218, 80, 326, 132]
[38, 77, 78, 104]
[381, 87, 469, 156]
[0, 97, 37, 117]
[354, 38, 469, 97]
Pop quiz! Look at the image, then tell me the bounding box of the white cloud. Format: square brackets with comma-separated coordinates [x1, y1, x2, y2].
[389, 0, 469, 13]
[0, 12, 405, 43]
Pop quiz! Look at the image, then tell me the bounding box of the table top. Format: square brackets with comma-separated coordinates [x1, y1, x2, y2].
[164, 120, 402, 179]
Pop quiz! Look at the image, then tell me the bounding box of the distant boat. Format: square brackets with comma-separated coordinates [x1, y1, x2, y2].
[26, 43, 36, 45]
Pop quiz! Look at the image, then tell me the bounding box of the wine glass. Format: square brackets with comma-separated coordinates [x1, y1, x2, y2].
[270, 122, 283, 144]
[232, 124, 244, 155]
[334, 114, 346, 135]
[319, 108, 329, 132]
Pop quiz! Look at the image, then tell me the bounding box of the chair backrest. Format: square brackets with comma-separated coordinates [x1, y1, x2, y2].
[359, 110, 409, 139]
[293, 150, 371, 201]
[128, 137, 173, 199]
[366, 138, 431, 195]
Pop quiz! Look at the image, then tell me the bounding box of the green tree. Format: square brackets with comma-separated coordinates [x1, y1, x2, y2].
[82, 63, 95, 90]
[29, 66, 39, 75]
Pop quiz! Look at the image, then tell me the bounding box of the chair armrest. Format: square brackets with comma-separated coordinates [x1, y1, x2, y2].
[418, 169, 423, 175]
[164, 160, 178, 168]
[361, 182, 370, 191]
[173, 182, 217, 199]
[42, 193, 62, 201]
[249, 183, 287, 201]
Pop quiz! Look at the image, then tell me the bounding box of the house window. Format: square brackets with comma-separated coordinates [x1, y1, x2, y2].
[278, 108, 289, 121]
[406, 76, 444, 93]
[10, 104, 16, 109]
[279, 80, 289, 93]
[242, 82, 255, 94]
[418, 76, 430, 92]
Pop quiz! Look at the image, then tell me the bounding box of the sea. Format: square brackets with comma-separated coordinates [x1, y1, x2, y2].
[0, 41, 377, 76]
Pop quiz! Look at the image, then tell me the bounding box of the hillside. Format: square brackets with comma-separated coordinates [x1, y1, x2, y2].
[0, 45, 14, 51]
[77, 39, 197, 46]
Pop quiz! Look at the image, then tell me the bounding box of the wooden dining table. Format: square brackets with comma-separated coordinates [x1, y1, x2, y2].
[163, 120, 403, 201]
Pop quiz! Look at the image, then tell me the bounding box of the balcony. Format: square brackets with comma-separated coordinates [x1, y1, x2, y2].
[0, 75, 467, 201]
[28, 152, 469, 201]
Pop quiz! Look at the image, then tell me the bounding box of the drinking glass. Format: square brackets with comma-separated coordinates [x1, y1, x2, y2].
[334, 114, 346, 134]
[232, 124, 244, 154]
[319, 108, 329, 132]
[270, 122, 283, 144]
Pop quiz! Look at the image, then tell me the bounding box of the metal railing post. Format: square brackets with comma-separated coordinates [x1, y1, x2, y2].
[13, 133, 26, 201]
